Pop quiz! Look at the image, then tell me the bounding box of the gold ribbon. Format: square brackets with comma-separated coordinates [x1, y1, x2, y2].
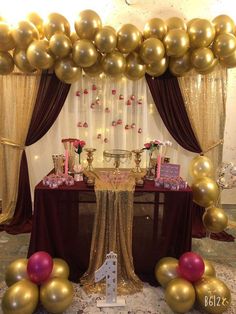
[0, 137, 25, 150]
[200, 139, 224, 155]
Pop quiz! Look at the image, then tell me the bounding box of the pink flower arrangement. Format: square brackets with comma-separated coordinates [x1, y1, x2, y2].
[73, 139, 86, 163]
[143, 140, 163, 151]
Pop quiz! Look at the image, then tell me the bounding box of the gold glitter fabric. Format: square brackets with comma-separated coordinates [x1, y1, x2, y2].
[81, 171, 143, 294]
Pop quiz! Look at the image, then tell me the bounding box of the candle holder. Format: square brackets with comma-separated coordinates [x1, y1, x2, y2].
[103, 149, 132, 174]
[132, 149, 143, 173]
[85, 148, 96, 171]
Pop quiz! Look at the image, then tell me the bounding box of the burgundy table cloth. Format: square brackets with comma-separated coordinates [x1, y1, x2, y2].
[28, 180, 193, 285]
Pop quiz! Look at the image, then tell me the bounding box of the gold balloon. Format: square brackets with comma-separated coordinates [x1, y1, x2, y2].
[188, 19, 215, 48]
[169, 52, 192, 76]
[95, 27, 117, 53]
[2, 279, 39, 314]
[165, 278, 195, 313]
[164, 29, 189, 57]
[44, 13, 70, 40]
[154, 257, 179, 288]
[212, 15, 235, 35]
[195, 276, 231, 314]
[192, 177, 219, 208]
[49, 33, 72, 58]
[27, 12, 44, 38]
[187, 18, 200, 29]
[0, 22, 15, 52]
[0, 51, 14, 74]
[55, 57, 81, 84]
[102, 51, 126, 78]
[72, 39, 98, 68]
[213, 33, 236, 58]
[197, 58, 218, 74]
[191, 47, 214, 70]
[83, 52, 103, 77]
[50, 258, 70, 279]
[5, 258, 29, 287]
[27, 39, 54, 69]
[70, 32, 79, 44]
[166, 17, 186, 31]
[125, 52, 146, 80]
[13, 49, 36, 73]
[144, 18, 167, 40]
[189, 155, 214, 179]
[117, 24, 142, 53]
[203, 207, 228, 233]
[220, 50, 236, 68]
[40, 277, 74, 314]
[203, 260, 216, 277]
[75, 9, 102, 40]
[140, 38, 165, 64]
[12, 20, 39, 50]
[146, 57, 168, 77]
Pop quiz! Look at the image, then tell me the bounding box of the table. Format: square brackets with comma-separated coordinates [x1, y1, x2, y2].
[28, 179, 193, 285]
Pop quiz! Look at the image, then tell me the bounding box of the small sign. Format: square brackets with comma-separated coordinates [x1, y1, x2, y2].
[160, 163, 180, 178]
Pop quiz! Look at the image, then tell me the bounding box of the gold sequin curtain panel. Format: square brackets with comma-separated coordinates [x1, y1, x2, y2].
[178, 65, 227, 169]
[0, 72, 40, 223]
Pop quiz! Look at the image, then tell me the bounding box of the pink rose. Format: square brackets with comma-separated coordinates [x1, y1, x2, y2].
[80, 140, 86, 148]
[73, 140, 80, 148]
[144, 143, 151, 149]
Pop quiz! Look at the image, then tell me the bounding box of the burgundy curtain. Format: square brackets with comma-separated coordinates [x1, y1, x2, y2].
[0, 71, 71, 234]
[145, 71, 234, 242]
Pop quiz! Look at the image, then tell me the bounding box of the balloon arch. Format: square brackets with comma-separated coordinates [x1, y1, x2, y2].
[0, 11, 236, 82]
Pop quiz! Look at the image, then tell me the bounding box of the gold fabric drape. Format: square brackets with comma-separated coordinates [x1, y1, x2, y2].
[178, 65, 227, 168]
[81, 171, 143, 294]
[0, 72, 40, 223]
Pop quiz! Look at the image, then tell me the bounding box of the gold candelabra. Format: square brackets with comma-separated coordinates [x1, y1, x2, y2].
[132, 149, 143, 173]
[85, 148, 96, 171]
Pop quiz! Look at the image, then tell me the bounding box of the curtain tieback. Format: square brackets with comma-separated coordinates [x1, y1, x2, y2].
[200, 139, 223, 155]
[0, 137, 25, 150]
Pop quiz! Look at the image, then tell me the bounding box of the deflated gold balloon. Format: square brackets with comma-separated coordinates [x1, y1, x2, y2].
[102, 51, 126, 78]
[195, 276, 231, 314]
[188, 19, 215, 48]
[83, 52, 103, 77]
[117, 24, 142, 53]
[203, 260, 216, 277]
[27, 12, 44, 38]
[5, 258, 29, 287]
[144, 18, 167, 40]
[189, 155, 214, 179]
[213, 33, 236, 58]
[49, 33, 72, 58]
[220, 50, 236, 68]
[146, 57, 168, 77]
[75, 9, 102, 40]
[203, 207, 228, 233]
[40, 278, 74, 314]
[140, 38, 165, 64]
[0, 22, 15, 52]
[95, 27, 117, 53]
[164, 29, 189, 57]
[2, 279, 39, 314]
[50, 258, 70, 279]
[192, 177, 219, 208]
[27, 39, 54, 69]
[191, 47, 214, 70]
[165, 278, 195, 313]
[55, 57, 81, 84]
[197, 58, 218, 74]
[154, 257, 179, 288]
[169, 52, 192, 76]
[0, 51, 14, 74]
[72, 39, 98, 68]
[44, 13, 70, 40]
[12, 20, 39, 50]
[125, 52, 146, 80]
[212, 15, 235, 35]
[166, 17, 186, 31]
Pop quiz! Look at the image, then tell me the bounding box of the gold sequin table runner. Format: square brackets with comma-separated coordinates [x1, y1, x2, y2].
[80, 170, 143, 294]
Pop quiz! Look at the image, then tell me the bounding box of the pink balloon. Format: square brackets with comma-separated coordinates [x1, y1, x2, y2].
[27, 251, 53, 284]
[178, 252, 205, 282]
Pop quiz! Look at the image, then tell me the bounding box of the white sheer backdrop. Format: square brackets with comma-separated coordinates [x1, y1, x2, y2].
[26, 76, 195, 198]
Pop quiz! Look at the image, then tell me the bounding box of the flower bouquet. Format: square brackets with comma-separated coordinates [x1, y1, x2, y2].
[73, 139, 86, 181]
[142, 140, 164, 180]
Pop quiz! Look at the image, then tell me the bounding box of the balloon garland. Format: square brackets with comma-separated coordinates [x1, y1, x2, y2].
[155, 252, 231, 313]
[1, 252, 73, 314]
[0, 11, 236, 81]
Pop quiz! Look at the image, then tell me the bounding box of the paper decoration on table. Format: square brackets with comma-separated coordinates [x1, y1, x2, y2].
[160, 163, 180, 178]
[95, 252, 125, 308]
[155, 177, 187, 190]
[43, 174, 75, 188]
